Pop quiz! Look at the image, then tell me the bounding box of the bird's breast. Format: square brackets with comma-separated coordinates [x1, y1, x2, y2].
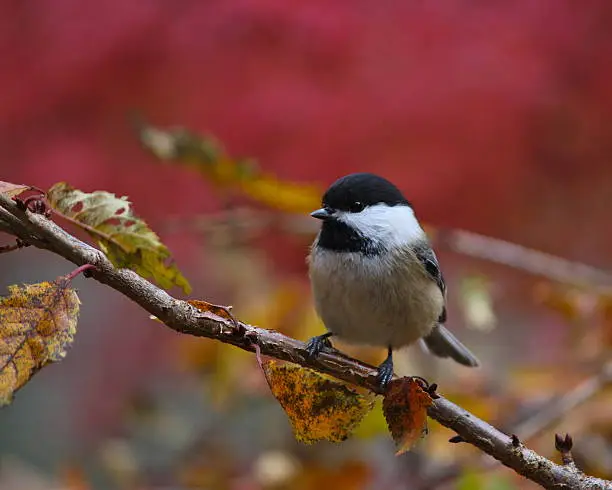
[308, 246, 444, 347]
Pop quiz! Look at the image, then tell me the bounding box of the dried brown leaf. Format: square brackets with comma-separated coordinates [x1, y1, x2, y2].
[383, 378, 433, 455]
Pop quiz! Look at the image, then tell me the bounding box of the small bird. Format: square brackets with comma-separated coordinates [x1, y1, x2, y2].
[306, 173, 479, 388]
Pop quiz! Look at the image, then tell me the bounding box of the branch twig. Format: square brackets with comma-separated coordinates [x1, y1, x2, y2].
[0, 194, 610, 490]
[0, 238, 28, 254]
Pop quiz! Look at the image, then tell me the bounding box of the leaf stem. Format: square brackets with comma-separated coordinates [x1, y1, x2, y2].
[64, 264, 97, 282]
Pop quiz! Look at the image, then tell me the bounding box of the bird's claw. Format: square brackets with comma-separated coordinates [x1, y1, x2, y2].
[305, 333, 333, 358]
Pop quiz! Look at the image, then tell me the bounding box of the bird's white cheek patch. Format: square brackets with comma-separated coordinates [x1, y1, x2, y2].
[338, 204, 424, 248]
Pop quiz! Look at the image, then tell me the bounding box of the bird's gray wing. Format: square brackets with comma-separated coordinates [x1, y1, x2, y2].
[414, 243, 479, 366]
[414, 244, 446, 323]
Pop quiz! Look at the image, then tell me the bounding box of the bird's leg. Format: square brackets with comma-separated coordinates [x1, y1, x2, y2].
[305, 332, 334, 358]
[376, 346, 394, 389]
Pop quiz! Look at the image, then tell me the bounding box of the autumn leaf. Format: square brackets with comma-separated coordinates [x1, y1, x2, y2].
[383, 378, 433, 455]
[0, 277, 80, 405]
[47, 182, 191, 294]
[139, 123, 321, 214]
[0, 181, 28, 198]
[260, 360, 374, 444]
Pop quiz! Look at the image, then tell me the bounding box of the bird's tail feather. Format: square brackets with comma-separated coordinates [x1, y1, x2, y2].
[421, 324, 480, 367]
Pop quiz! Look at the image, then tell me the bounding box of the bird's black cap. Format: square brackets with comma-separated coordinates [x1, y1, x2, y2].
[322, 173, 410, 211]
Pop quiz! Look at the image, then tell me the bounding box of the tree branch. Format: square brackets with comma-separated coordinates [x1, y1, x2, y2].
[0, 194, 610, 490]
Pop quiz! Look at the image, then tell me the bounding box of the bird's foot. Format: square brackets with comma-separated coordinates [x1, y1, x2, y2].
[305, 332, 334, 358]
[376, 348, 394, 390]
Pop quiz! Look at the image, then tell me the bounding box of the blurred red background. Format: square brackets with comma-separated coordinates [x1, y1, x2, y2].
[2, 1, 612, 489]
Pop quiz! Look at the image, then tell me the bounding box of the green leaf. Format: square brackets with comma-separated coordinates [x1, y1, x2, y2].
[47, 182, 191, 294]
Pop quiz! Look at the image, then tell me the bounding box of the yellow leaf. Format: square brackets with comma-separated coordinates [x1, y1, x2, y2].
[0, 278, 80, 405]
[0, 181, 28, 198]
[382, 378, 433, 455]
[261, 361, 374, 444]
[139, 124, 321, 214]
[47, 182, 191, 294]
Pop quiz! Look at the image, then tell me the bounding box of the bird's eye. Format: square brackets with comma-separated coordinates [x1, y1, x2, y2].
[349, 201, 364, 212]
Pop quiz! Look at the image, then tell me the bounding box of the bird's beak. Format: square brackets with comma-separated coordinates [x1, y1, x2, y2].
[310, 208, 333, 220]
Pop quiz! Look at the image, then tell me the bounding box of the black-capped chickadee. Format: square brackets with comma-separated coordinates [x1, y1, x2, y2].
[306, 173, 479, 388]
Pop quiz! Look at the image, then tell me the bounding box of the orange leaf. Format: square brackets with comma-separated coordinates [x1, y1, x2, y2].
[0, 181, 28, 198]
[260, 360, 374, 444]
[383, 378, 433, 455]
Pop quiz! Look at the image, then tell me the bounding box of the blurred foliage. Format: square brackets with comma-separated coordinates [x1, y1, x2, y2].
[459, 275, 497, 333]
[457, 471, 515, 490]
[139, 122, 322, 214]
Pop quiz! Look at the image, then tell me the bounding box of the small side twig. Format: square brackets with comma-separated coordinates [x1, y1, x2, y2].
[0, 238, 29, 254]
[555, 433, 577, 469]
